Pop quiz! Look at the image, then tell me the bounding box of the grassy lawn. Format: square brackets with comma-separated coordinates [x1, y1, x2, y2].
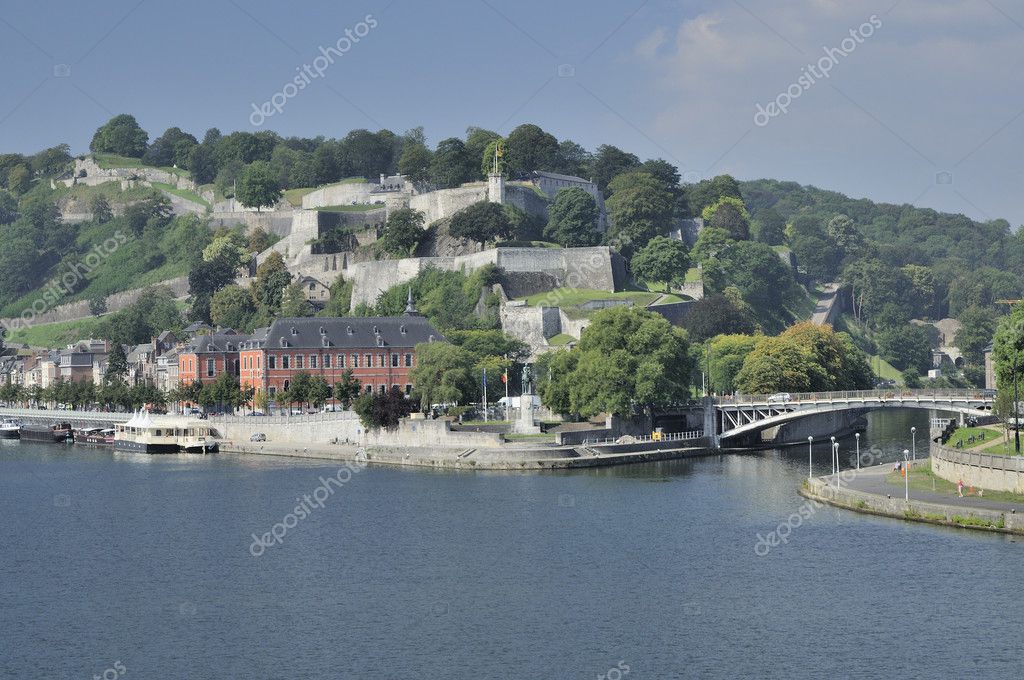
[6, 316, 105, 348]
[520, 288, 664, 308]
[92, 153, 189, 178]
[547, 333, 575, 346]
[318, 204, 379, 213]
[886, 466, 1024, 504]
[337, 177, 366, 184]
[284, 187, 316, 207]
[151, 182, 210, 209]
[979, 436, 1021, 456]
[865, 354, 903, 384]
[947, 426, 1001, 450]
[684, 267, 702, 284]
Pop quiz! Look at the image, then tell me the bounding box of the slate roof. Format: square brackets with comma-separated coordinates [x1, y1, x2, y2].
[182, 332, 248, 354]
[531, 170, 595, 185]
[257, 316, 443, 351]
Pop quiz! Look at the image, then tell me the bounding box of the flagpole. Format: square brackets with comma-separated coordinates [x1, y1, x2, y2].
[482, 367, 488, 422]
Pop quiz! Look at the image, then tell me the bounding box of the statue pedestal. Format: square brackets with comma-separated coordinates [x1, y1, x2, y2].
[513, 399, 541, 435]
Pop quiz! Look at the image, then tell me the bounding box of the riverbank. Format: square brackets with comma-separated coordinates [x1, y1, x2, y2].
[801, 460, 1024, 534]
[221, 439, 720, 470]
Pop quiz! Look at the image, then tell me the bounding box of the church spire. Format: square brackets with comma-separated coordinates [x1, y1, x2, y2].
[404, 287, 418, 315]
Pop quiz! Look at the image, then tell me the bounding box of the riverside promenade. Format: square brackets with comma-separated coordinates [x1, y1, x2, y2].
[221, 438, 718, 471]
[801, 460, 1024, 534]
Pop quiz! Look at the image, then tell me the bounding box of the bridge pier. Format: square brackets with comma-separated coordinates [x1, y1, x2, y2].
[703, 398, 720, 449]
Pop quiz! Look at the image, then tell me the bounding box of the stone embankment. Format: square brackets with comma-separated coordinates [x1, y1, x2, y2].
[801, 461, 1024, 534]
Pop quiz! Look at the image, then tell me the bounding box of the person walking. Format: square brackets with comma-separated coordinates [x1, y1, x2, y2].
[957, 478, 964, 498]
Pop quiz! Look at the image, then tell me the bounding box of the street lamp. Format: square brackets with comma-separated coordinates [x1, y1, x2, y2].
[903, 449, 910, 501]
[855, 432, 861, 471]
[830, 436, 836, 475]
[911, 426, 917, 461]
[833, 441, 840, 488]
[807, 435, 814, 480]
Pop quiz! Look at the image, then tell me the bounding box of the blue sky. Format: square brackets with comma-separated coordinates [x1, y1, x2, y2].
[2, 0, 1022, 225]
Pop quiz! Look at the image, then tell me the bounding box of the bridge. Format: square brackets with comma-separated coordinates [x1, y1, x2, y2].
[708, 389, 994, 445]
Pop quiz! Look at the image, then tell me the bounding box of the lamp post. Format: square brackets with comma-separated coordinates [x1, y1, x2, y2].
[833, 441, 840, 488]
[903, 449, 910, 501]
[911, 426, 917, 461]
[807, 435, 813, 480]
[830, 436, 836, 475]
[1013, 347, 1022, 455]
[855, 432, 861, 471]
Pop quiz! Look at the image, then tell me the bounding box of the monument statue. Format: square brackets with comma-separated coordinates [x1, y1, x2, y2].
[521, 365, 534, 396]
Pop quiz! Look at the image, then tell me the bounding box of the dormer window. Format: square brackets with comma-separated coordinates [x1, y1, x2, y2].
[346, 326, 353, 335]
[319, 326, 326, 335]
[373, 325, 379, 334]
[321, 336, 330, 348]
[207, 344, 214, 352]
[376, 337, 385, 347]
[290, 327, 298, 336]
[400, 325, 407, 335]
[279, 338, 288, 348]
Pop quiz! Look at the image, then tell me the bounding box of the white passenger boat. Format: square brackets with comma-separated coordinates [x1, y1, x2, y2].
[114, 410, 219, 454]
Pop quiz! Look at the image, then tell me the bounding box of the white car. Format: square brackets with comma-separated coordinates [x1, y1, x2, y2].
[767, 392, 792, 404]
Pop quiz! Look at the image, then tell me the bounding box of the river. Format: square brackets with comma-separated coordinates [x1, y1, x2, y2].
[2, 409, 1021, 679]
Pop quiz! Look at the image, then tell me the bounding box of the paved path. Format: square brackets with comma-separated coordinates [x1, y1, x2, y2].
[828, 462, 1024, 513]
[810, 282, 840, 325]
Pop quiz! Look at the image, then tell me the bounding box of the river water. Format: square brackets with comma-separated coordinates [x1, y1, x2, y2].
[2, 409, 1021, 679]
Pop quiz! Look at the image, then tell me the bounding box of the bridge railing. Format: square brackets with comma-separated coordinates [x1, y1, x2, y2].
[583, 430, 704, 446]
[713, 389, 994, 406]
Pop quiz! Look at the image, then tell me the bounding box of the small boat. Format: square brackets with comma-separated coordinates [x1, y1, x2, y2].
[21, 422, 73, 443]
[74, 427, 115, 447]
[114, 409, 219, 454]
[0, 420, 20, 439]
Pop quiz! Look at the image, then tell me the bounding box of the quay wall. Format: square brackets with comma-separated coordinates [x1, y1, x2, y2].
[931, 443, 1024, 494]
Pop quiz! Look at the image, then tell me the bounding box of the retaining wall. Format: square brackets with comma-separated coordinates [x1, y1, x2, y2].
[931, 443, 1024, 493]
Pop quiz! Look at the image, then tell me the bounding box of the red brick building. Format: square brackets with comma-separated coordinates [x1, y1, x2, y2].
[239, 311, 442, 402]
[178, 332, 242, 386]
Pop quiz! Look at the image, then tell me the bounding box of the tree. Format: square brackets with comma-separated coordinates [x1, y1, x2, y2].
[409, 342, 477, 411]
[89, 193, 113, 222]
[210, 285, 256, 331]
[605, 172, 674, 256]
[702, 197, 751, 241]
[321, 276, 353, 317]
[251, 251, 292, 314]
[334, 369, 362, 408]
[380, 207, 425, 256]
[236, 160, 282, 211]
[683, 175, 742, 217]
[542, 306, 692, 417]
[734, 337, 826, 394]
[448, 201, 513, 247]
[503, 123, 559, 177]
[877, 324, 933, 374]
[544, 187, 600, 247]
[105, 343, 128, 386]
[780, 322, 873, 390]
[683, 293, 758, 342]
[955, 306, 998, 365]
[630, 236, 691, 288]
[718, 241, 799, 312]
[429, 137, 475, 188]
[307, 376, 332, 409]
[992, 304, 1024, 393]
[464, 127, 501, 180]
[143, 127, 198, 168]
[397, 141, 432, 184]
[89, 294, 108, 316]
[826, 214, 864, 259]
[752, 207, 786, 245]
[280, 281, 313, 317]
[90, 114, 148, 157]
[7, 164, 30, 194]
[354, 386, 412, 430]
[707, 334, 760, 394]
[588, 145, 641, 193]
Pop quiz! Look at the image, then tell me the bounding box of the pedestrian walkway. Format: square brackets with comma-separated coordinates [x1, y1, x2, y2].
[833, 462, 1024, 513]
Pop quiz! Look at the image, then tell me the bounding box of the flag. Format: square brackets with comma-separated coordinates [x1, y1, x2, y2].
[501, 372, 507, 384]
[482, 368, 487, 389]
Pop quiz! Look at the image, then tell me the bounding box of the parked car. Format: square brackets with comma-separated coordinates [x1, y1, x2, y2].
[767, 393, 792, 404]
[249, 432, 267, 442]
